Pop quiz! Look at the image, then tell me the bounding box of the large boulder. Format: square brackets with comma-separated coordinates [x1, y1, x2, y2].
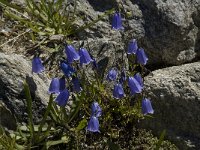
[75, 0, 200, 66]
[142, 62, 200, 149]
[0, 53, 50, 128]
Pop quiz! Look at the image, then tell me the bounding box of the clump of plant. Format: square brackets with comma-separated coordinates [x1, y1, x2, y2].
[0, 0, 114, 46]
[0, 1, 171, 150]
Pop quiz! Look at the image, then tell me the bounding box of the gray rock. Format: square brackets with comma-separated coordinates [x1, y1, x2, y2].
[0, 53, 50, 124]
[74, 0, 200, 66]
[0, 101, 17, 130]
[136, 0, 200, 65]
[142, 62, 200, 149]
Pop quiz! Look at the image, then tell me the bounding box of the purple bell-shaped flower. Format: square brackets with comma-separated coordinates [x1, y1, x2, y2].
[72, 77, 82, 93]
[112, 12, 124, 30]
[54, 89, 70, 107]
[32, 57, 45, 73]
[113, 83, 125, 99]
[136, 48, 148, 65]
[106, 68, 118, 81]
[79, 48, 93, 66]
[48, 78, 60, 94]
[127, 39, 138, 54]
[60, 62, 75, 77]
[86, 116, 100, 133]
[134, 73, 143, 87]
[59, 77, 66, 92]
[142, 98, 154, 115]
[91, 102, 102, 118]
[128, 76, 143, 95]
[65, 45, 80, 63]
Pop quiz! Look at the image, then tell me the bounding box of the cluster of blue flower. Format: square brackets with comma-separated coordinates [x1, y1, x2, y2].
[31, 12, 154, 133]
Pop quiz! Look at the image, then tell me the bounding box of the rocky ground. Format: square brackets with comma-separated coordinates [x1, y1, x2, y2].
[0, 0, 200, 149]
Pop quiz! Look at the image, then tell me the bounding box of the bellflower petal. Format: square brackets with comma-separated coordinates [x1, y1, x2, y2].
[134, 73, 143, 87]
[59, 77, 66, 92]
[112, 12, 124, 30]
[128, 77, 143, 95]
[136, 48, 148, 65]
[32, 57, 45, 73]
[86, 116, 100, 133]
[72, 77, 82, 93]
[65, 45, 80, 63]
[106, 68, 118, 81]
[79, 48, 93, 66]
[91, 102, 102, 118]
[127, 39, 138, 54]
[60, 62, 75, 77]
[142, 98, 154, 115]
[48, 78, 60, 94]
[113, 83, 125, 99]
[54, 89, 70, 107]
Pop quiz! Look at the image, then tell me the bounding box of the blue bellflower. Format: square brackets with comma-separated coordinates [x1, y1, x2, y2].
[142, 98, 154, 115]
[54, 89, 70, 107]
[106, 68, 118, 81]
[59, 77, 66, 92]
[128, 76, 143, 95]
[112, 12, 124, 30]
[113, 83, 125, 99]
[91, 102, 102, 118]
[127, 39, 138, 54]
[136, 48, 148, 65]
[65, 45, 80, 63]
[134, 73, 143, 87]
[79, 48, 93, 66]
[32, 57, 45, 73]
[48, 78, 60, 94]
[87, 102, 102, 132]
[86, 116, 100, 133]
[72, 77, 82, 93]
[60, 62, 75, 77]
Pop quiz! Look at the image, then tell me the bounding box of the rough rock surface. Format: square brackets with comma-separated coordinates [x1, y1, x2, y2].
[142, 62, 200, 149]
[74, 0, 200, 66]
[0, 53, 50, 126]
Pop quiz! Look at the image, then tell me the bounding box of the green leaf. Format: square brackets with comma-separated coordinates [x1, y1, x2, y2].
[76, 118, 87, 131]
[46, 137, 69, 149]
[38, 94, 54, 133]
[23, 81, 34, 139]
[155, 130, 166, 150]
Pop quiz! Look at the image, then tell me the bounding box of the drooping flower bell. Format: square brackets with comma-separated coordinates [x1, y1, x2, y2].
[142, 98, 154, 115]
[86, 116, 100, 133]
[72, 77, 82, 93]
[65, 45, 80, 63]
[60, 62, 75, 77]
[79, 48, 93, 66]
[48, 78, 60, 94]
[91, 102, 102, 118]
[54, 89, 70, 107]
[106, 68, 118, 81]
[112, 12, 124, 30]
[127, 39, 138, 54]
[134, 73, 143, 87]
[32, 57, 45, 73]
[136, 48, 148, 65]
[128, 76, 143, 95]
[113, 83, 125, 99]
